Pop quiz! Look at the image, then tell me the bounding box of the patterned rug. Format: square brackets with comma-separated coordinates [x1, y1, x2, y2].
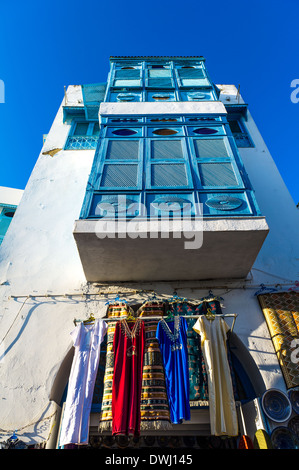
[258, 291, 299, 389]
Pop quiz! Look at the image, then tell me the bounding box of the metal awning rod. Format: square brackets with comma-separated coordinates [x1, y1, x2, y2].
[74, 313, 238, 332]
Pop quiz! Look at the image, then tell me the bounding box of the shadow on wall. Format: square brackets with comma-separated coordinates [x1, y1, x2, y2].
[229, 331, 266, 398]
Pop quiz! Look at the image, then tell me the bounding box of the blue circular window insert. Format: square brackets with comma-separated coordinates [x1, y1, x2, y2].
[112, 129, 137, 136]
[193, 127, 218, 135]
[116, 93, 137, 102]
[188, 92, 206, 100]
[205, 196, 243, 211]
[152, 94, 170, 101]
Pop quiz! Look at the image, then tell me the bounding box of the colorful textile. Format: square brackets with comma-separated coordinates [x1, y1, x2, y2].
[137, 301, 171, 430]
[193, 316, 238, 436]
[258, 292, 299, 388]
[98, 303, 134, 432]
[156, 316, 190, 424]
[112, 319, 145, 436]
[59, 319, 107, 446]
[169, 302, 209, 403]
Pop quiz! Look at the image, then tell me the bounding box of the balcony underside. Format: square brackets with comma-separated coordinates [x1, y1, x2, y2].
[73, 217, 269, 282]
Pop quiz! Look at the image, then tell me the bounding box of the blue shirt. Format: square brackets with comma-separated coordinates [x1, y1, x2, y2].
[156, 316, 190, 424]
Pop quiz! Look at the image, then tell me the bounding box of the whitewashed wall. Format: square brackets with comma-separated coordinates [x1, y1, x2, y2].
[0, 84, 298, 446]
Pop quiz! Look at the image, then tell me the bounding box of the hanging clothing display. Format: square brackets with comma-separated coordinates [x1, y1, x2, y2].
[112, 318, 145, 436]
[156, 315, 190, 424]
[193, 316, 238, 437]
[59, 319, 107, 446]
[137, 301, 172, 430]
[99, 302, 134, 432]
[169, 302, 209, 402]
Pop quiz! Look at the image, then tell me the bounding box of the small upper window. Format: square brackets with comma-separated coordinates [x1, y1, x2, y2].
[73, 122, 89, 136]
[149, 65, 166, 69]
[152, 94, 171, 101]
[152, 128, 178, 136]
[112, 129, 137, 136]
[193, 128, 218, 135]
[188, 92, 206, 100]
[116, 93, 137, 102]
[3, 210, 15, 218]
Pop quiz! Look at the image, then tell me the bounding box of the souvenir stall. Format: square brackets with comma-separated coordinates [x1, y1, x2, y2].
[55, 292, 272, 450]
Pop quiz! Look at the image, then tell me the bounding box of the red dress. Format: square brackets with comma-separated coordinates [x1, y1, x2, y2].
[112, 318, 145, 436]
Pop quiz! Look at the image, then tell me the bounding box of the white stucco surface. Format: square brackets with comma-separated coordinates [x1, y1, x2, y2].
[0, 84, 298, 446]
[99, 100, 227, 117]
[0, 187, 23, 206]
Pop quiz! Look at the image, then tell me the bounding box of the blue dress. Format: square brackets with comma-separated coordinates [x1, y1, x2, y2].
[156, 316, 190, 424]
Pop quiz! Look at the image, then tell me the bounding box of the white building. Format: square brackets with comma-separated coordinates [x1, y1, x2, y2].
[0, 186, 23, 246]
[0, 56, 298, 450]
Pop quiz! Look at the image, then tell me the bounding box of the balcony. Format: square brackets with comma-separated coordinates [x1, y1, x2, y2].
[73, 213, 269, 282]
[73, 98, 269, 282]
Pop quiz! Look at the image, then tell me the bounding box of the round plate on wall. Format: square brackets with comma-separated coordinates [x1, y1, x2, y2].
[205, 195, 244, 211]
[262, 389, 292, 423]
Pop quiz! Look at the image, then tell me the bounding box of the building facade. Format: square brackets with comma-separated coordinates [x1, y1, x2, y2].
[0, 56, 298, 450]
[0, 186, 23, 246]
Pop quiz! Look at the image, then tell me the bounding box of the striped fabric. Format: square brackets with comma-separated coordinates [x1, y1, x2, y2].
[137, 301, 172, 430]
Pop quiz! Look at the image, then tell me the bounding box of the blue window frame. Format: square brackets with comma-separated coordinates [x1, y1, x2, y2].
[112, 66, 142, 88]
[175, 65, 211, 88]
[80, 114, 259, 219]
[146, 138, 192, 190]
[65, 120, 100, 150]
[145, 67, 174, 88]
[227, 115, 254, 148]
[92, 138, 143, 190]
[188, 136, 244, 189]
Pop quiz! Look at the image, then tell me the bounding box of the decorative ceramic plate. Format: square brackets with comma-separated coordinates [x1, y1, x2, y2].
[96, 195, 136, 215]
[288, 388, 299, 414]
[262, 389, 292, 422]
[288, 415, 299, 438]
[205, 195, 243, 211]
[151, 195, 191, 212]
[271, 427, 299, 449]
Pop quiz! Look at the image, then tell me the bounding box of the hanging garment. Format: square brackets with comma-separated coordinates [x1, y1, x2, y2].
[59, 319, 107, 446]
[169, 302, 208, 402]
[98, 303, 134, 432]
[112, 318, 145, 436]
[156, 316, 190, 424]
[193, 316, 238, 436]
[137, 301, 172, 430]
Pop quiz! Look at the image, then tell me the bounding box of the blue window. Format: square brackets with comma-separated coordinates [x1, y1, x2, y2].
[80, 116, 258, 219]
[175, 65, 210, 88]
[191, 137, 244, 189]
[65, 121, 100, 150]
[0, 205, 16, 245]
[146, 138, 192, 189]
[94, 138, 143, 190]
[113, 67, 142, 87]
[227, 115, 254, 148]
[146, 67, 174, 88]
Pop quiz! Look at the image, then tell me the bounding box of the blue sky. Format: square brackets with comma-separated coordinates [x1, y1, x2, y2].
[0, 0, 298, 204]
